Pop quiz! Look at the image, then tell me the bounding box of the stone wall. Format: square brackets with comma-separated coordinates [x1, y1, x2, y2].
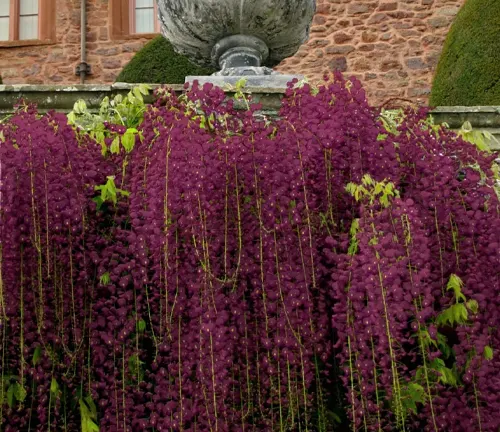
[0, 0, 465, 104]
[278, 0, 465, 104]
[0, 0, 152, 86]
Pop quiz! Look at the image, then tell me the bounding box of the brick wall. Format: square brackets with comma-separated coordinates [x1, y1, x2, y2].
[278, 0, 465, 104]
[0, 0, 154, 86]
[0, 0, 465, 104]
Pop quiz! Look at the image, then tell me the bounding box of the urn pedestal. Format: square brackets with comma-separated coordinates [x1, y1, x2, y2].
[156, 0, 316, 88]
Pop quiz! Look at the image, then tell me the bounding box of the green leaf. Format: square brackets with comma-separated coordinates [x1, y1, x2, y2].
[132, 87, 144, 103]
[92, 196, 104, 210]
[80, 397, 99, 432]
[199, 116, 206, 129]
[361, 174, 374, 186]
[13, 383, 27, 402]
[458, 121, 492, 153]
[466, 299, 479, 314]
[408, 383, 426, 404]
[6, 385, 14, 408]
[110, 136, 120, 154]
[50, 377, 59, 396]
[67, 112, 76, 125]
[32, 346, 42, 366]
[348, 219, 360, 256]
[484, 345, 493, 360]
[418, 329, 437, 348]
[430, 359, 458, 386]
[83, 418, 100, 432]
[207, 112, 216, 130]
[345, 182, 357, 196]
[137, 319, 146, 333]
[115, 188, 130, 198]
[401, 382, 426, 416]
[437, 332, 452, 358]
[99, 272, 110, 285]
[73, 100, 87, 115]
[95, 176, 126, 207]
[137, 84, 150, 96]
[446, 274, 466, 303]
[436, 303, 468, 327]
[373, 182, 384, 196]
[121, 129, 137, 153]
[379, 194, 389, 208]
[235, 78, 247, 91]
[84, 395, 97, 418]
[128, 354, 143, 372]
[127, 92, 137, 105]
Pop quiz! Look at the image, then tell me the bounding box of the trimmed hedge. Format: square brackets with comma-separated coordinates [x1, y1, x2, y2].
[430, 0, 500, 106]
[116, 36, 214, 84]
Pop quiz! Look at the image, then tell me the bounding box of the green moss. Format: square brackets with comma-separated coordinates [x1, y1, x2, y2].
[116, 36, 215, 84]
[430, 0, 500, 106]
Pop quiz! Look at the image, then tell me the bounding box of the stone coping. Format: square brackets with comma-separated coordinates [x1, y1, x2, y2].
[0, 83, 287, 94]
[431, 106, 500, 128]
[0, 83, 288, 115]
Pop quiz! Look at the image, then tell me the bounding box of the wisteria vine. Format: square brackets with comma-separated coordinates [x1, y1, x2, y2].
[0, 74, 498, 431]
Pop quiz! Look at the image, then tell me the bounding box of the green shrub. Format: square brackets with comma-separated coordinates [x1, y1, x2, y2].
[116, 36, 214, 84]
[430, 0, 500, 106]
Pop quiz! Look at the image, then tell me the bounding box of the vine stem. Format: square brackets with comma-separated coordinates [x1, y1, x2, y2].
[163, 133, 172, 340]
[472, 376, 483, 432]
[370, 214, 405, 431]
[370, 338, 382, 432]
[400, 213, 439, 432]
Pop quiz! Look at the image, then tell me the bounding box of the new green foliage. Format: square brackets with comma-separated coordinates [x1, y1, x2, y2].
[80, 396, 99, 432]
[94, 176, 130, 209]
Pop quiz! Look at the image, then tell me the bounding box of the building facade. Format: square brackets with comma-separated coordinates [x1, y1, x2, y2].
[0, 0, 465, 104]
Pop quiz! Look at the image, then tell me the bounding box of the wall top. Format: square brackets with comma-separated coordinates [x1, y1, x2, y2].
[0, 84, 499, 152]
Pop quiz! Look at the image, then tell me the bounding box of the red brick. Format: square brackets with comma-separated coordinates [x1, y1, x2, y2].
[0, 0, 466, 106]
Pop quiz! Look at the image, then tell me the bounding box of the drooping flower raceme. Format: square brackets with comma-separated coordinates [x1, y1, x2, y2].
[0, 75, 498, 431]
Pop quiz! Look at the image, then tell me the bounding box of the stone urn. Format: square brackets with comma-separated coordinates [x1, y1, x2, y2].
[156, 0, 316, 77]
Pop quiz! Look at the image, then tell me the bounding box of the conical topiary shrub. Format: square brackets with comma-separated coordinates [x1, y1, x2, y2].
[430, 0, 500, 106]
[116, 36, 215, 84]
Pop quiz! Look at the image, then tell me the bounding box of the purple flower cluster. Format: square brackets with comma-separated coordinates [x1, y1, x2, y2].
[0, 74, 498, 431]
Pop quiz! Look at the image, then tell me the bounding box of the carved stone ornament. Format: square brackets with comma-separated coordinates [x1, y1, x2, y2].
[157, 0, 316, 76]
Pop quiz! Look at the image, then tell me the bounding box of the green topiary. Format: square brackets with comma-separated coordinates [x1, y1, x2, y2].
[430, 0, 500, 106]
[116, 36, 215, 84]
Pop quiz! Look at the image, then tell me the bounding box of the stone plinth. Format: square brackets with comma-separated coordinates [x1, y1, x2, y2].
[184, 74, 302, 91]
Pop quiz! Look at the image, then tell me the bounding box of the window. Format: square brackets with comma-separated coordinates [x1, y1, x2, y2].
[0, 0, 54, 43]
[0, 1, 9, 41]
[110, 0, 160, 39]
[132, 0, 159, 34]
[19, 0, 38, 40]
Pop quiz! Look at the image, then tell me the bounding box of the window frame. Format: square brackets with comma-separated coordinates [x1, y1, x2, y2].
[0, 0, 56, 47]
[110, 0, 160, 39]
